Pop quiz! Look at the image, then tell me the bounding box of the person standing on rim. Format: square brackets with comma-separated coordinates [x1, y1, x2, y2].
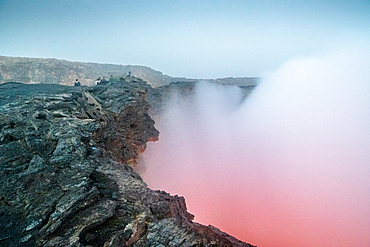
[100, 77, 107, 84]
[74, 79, 81, 86]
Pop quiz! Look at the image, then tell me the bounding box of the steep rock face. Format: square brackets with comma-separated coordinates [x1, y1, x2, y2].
[148, 81, 257, 116]
[0, 80, 256, 247]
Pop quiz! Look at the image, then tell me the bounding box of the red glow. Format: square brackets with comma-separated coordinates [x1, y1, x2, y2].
[142, 135, 370, 247]
[141, 48, 370, 247]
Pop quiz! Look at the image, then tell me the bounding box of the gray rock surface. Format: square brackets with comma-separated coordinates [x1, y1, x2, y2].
[0, 79, 256, 247]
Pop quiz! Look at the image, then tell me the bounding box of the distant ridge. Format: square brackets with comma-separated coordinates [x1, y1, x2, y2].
[0, 55, 259, 87]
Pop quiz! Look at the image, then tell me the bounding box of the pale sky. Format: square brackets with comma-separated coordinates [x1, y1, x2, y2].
[1, 0, 369, 78]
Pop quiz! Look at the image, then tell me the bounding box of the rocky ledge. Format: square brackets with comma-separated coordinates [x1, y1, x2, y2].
[0, 78, 255, 247]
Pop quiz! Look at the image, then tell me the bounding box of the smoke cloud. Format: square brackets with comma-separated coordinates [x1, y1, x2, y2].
[141, 46, 370, 247]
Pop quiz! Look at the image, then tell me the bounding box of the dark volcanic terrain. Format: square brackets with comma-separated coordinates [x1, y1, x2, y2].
[0, 77, 256, 246]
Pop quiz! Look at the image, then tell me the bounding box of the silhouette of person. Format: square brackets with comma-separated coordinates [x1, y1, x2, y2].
[100, 77, 107, 84]
[95, 77, 101, 85]
[74, 79, 81, 86]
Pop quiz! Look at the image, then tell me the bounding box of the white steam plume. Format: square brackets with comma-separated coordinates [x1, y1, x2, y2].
[141, 46, 370, 247]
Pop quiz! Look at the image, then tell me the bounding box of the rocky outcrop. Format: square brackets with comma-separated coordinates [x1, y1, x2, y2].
[0, 79, 256, 246]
